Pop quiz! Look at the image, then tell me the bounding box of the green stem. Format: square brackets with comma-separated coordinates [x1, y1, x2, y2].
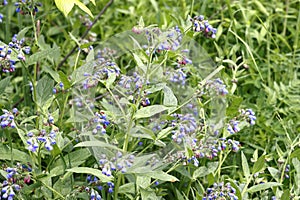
[114, 173, 122, 199]
[6, 129, 13, 165]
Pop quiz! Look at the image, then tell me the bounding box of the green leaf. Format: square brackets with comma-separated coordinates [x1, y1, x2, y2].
[36, 76, 54, 108]
[156, 127, 174, 140]
[253, 0, 269, 16]
[89, 0, 96, 5]
[58, 71, 71, 89]
[73, 0, 93, 18]
[43, 66, 60, 83]
[292, 158, 300, 195]
[247, 182, 281, 193]
[17, 27, 30, 40]
[252, 154, 265, 174]
[163, 86, 178, 107]
[0, 76, 11, 94]
[291, 149, 300, 160]
[193, 162, 218, 180]
[280, 190, 290, 200]
[133, 53, 147, 74]
[241, 151, 250, 179]
[193, 166, 209, 179]
[135, 105, 167, 119]
[118, 182, 135, 194]
[67, 167, 112, 182]
[141, 171, 179, 182]
[137, 175, 151, 189]
[55, 0, 93, 18]
[140, 188, 159, 200]
[74, 141, 122, 151]
[86, 48, 94, 62]
[54, 0, 75, 17]
[267, 167, 279, 181]
[0, 144, 30, 162]
[27, 46, 60, 65]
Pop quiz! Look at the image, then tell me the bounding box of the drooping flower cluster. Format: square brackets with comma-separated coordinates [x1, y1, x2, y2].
[26, 128, 58, 152]
[199, 78, 229, 97]
[170, 113, 197, 144]
[69, 97, 95, 109]
[0, 34, 30, 72]
[99, 152, 135, 176]
[227, 109, 256, 134]
[191, 15, 217, 39]
[0, 163, 32, 200]
[15, 0, 42, 15]
[88, 111, 110, 135]
[0, 108, 18, 128]
[202, 182, 238, 200]
[81, 58, 120, 90]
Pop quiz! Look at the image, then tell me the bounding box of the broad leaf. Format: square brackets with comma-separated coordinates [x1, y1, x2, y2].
[163, 86, 178, 106]
[36, 76, 54, 108]
[54, 0, 93, 18]
[135, 105, 167, 119]
[252, 154, 265, 174]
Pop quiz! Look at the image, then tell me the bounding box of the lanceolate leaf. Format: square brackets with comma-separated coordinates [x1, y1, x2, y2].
[247, 182, 281, 193]
[67, 167, 112, 182]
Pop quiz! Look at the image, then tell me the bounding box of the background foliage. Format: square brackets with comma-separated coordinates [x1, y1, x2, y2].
[0, 0, 299, 199]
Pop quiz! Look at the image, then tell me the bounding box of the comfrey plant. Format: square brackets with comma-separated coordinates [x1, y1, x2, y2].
[64, 15, 258, 200]
[0, 34, 30, 73]
[0, 9, 261, 199]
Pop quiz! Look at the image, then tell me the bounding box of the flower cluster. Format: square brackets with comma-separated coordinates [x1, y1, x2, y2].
[15, 0, 42, 15]
[170, 113, 197, 144]
[26, 128, 58, 152]
[202, 182, 238, 200]
[142, 26, 183, 55]
[99, 152, 135, 176]
[118, 72, 147, 94]
[0, 34, 30, 72]
[227, 109, 256, 134]
[69, 97, 95, 109]
[174, 137, 241, 164]
[0, 163, 32, 200]
[191, 15, 217, 39]
[199, 78, 229, 97]
[0, 108, 18, 128]
[88, 111, 110, 135]
[240, 108, 256, 125]
[82, 59, 120, 90]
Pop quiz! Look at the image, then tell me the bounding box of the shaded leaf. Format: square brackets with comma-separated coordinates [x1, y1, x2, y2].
[252, 154, 265, 174]
[0, 76, 11, 94]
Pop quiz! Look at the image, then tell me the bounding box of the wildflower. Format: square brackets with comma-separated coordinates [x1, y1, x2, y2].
[26, 128, 58, 152]
[0, 109, 18, 128]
